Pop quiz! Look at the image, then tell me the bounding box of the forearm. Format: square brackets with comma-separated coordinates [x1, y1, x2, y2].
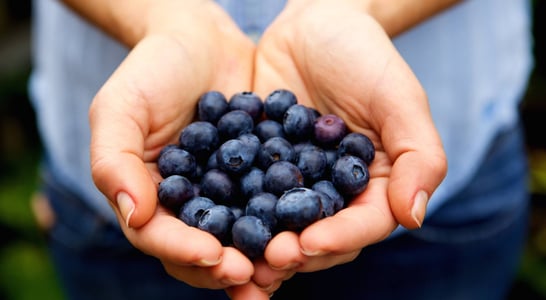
[60, 0, 212, 47]
[365, 0, 463, 36]
[61, 0, 152, 46]
[287, 0, 462, 37]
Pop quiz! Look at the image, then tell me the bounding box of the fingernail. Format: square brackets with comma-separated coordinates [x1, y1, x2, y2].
[197, 256, 222, 267]
[116, 192, 135, 228]
[220, 277, 248, 286]
[411, 190, 429, 228]
[301, 248, 327, 257]
[271, 262, 300, 271]
[259, 283, 275, 292]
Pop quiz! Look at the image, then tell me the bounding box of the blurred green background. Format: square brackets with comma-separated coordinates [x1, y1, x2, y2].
[1, 1, 546, 299]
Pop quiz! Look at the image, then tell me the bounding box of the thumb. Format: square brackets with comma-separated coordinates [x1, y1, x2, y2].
[89, 88, 159, 228]
[378, 93, 447, 229]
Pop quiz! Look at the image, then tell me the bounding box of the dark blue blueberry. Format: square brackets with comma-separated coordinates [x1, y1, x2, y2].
[239, 167, 265, 199]
[296, 145, 327, 184]
[198, 205, 236, 245]
[205, 150, 219, 171]
[232, 215, 272, 260]
[159, 144, 179, 158]
[158, 175, 195, 212]
[257, 137, 296, 169]
[200, 168, 240, 206]
[178, 196, 215, 227]
[314, 114, 347, 147]
[179, 121, 219, 162]
[283, 104, 315, 142]
[263, 161, 304, 196]
[254, 119, 286, 142]
[315, 191, 335, 218]
[229, 91, 264, 122]
[230, 206, 245, 220]
[216, 139, 257, 175]
[331, 155, 370, 197]
[264, 89, 298, 122]
[238, 133, 261, 155]
[292, 141, 314, 156]
[245, 192, 278, 231]
[217, 110, 254, 141]
[192, 183, 201, 197]
[275, 187, 323, 232]
[197, 91, 229, 125]
[337, 132, 375, 165]
[157, 148, 197, 179]
[312, 180, 344, 214]
[324, 149, 338, 171]
[309, 107, 322, 120]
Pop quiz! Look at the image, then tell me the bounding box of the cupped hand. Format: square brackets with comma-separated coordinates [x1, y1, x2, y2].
[88, 2, 269, 298]
[250, 0, 447, 291]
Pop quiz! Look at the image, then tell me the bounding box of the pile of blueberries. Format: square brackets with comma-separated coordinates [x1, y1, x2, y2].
[157, 89, 375, 259]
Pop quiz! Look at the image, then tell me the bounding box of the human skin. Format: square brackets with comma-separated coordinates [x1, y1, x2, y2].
[65, 0, 455, 298]
[247, 0, 454, 294]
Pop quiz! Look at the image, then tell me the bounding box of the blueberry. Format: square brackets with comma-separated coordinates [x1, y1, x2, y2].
[197, 91, 229, 125]
[159, 144, 179, 158]
[263, 161, 304, 196]
[264, 89, 298, 122]
[331, 155, 370, 197]
[157, 148, 197, 179]
[257, 137, 296, 169]
[158, 175, 195, 212]
[314, 114, 347, 147]
[216, 139, 257, 175]
[292, 141, 314, 156]
[237, 133, 261, 155]
[275, 187, 323, 232]
[315, 191, 335, 218]
[232, 215, 272, 259]
[283, 104, 315, 141]
[312, 180, 344, 214]
[179, 121, 219, 161]
[296, 145, 327, 184]
[200, 168, 239, 206]
[337, 132, 375, 165]
[245, 192, 278, 231]
[178, 196, 215, 227]
[239, 167, 265, 199]
[198, 205, 236, 245]
[206, 150, 219, 170]
[217, 110, 255, 141]
[229, 91, 264, 122]
[254, 119, 286, 142]
[324, 149, 338, 170]
[230, 206, 245, 220]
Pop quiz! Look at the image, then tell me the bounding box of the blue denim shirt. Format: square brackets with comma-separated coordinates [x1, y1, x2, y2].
[29, 0, 533, 226]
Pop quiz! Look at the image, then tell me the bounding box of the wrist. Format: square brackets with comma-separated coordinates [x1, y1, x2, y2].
[61, 0, 217, 47]
[284, 0, 461, 37]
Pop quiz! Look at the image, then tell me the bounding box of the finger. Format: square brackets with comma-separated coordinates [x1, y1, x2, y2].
[225, 281, 272, 300]
[252, 258, 295, 292]
[369, 60, 447, 229]
[163, 247, 254, 289]
[264, 230, 360, 274]
[265, 178, 395, 272]
[113, 204, 225, 268]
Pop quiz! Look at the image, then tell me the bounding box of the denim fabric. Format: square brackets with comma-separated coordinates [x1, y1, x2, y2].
[43, 123, 529, 300]
[43, 169, 228, 300]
